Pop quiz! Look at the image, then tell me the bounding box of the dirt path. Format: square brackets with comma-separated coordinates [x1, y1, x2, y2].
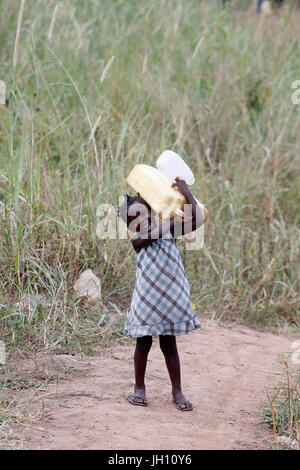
[5, 320, 293, 450]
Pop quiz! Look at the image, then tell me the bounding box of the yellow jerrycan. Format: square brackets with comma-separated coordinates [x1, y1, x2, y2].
[126, 164, 207, 222]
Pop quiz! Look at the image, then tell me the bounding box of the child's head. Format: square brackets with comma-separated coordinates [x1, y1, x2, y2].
[118, 194, 151, 232]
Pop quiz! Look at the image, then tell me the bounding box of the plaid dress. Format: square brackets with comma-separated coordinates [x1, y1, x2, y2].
[123, 231, 201, 337]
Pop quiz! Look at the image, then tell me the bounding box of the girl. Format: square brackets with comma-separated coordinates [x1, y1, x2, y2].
[118, 178, 204, 411]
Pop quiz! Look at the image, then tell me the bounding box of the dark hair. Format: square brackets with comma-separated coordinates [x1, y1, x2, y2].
[118, 193, 149, 226]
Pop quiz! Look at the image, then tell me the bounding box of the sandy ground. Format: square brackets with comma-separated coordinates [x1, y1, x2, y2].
[3, 320, 293, 450]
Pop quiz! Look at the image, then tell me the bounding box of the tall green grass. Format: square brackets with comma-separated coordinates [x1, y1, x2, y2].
[0, 0, 300, 350]
[261, 356, 300, 449]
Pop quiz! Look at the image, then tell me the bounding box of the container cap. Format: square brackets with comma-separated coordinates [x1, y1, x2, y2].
[156, 150, 195, 185]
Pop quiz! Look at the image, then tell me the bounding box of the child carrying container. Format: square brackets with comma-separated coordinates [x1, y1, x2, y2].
[118, 176, 204, 411]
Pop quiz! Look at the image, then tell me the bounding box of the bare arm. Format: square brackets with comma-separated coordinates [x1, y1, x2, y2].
[131, 219, 172, 253]
[130, 178, 204, 252]
[170, 178, 204, 238]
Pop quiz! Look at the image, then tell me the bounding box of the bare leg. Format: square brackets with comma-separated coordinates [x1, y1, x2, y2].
[159, 335, 193, 410]
[128, 335, 152, 406]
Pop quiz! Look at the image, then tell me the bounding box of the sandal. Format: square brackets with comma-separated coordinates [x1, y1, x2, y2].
[127, 394, 148, 407]
[174, 399, 193, 411]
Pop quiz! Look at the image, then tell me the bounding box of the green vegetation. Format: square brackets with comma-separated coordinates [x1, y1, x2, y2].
[261, 356, 300, 449]
[0, 0, 299, 351]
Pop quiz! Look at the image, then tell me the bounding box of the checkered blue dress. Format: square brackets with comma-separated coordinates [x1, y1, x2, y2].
[123, 231, 201, 337]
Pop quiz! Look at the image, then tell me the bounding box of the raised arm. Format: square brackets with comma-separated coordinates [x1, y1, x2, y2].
[130, 179, 204, 252]
[169, 178, 204, 238]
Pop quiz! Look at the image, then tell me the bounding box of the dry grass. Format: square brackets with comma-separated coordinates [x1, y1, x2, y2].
[261, 357, 300, 450]
[13, 0, 26, 68]
[0, 0, 299, 351]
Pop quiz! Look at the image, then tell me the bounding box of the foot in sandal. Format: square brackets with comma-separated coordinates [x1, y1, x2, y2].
[127, 386, 148, 407]
[172, 389, 193, 411]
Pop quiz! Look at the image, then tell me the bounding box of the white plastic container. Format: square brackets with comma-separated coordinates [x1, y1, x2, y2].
[156, 150, 195, 186]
